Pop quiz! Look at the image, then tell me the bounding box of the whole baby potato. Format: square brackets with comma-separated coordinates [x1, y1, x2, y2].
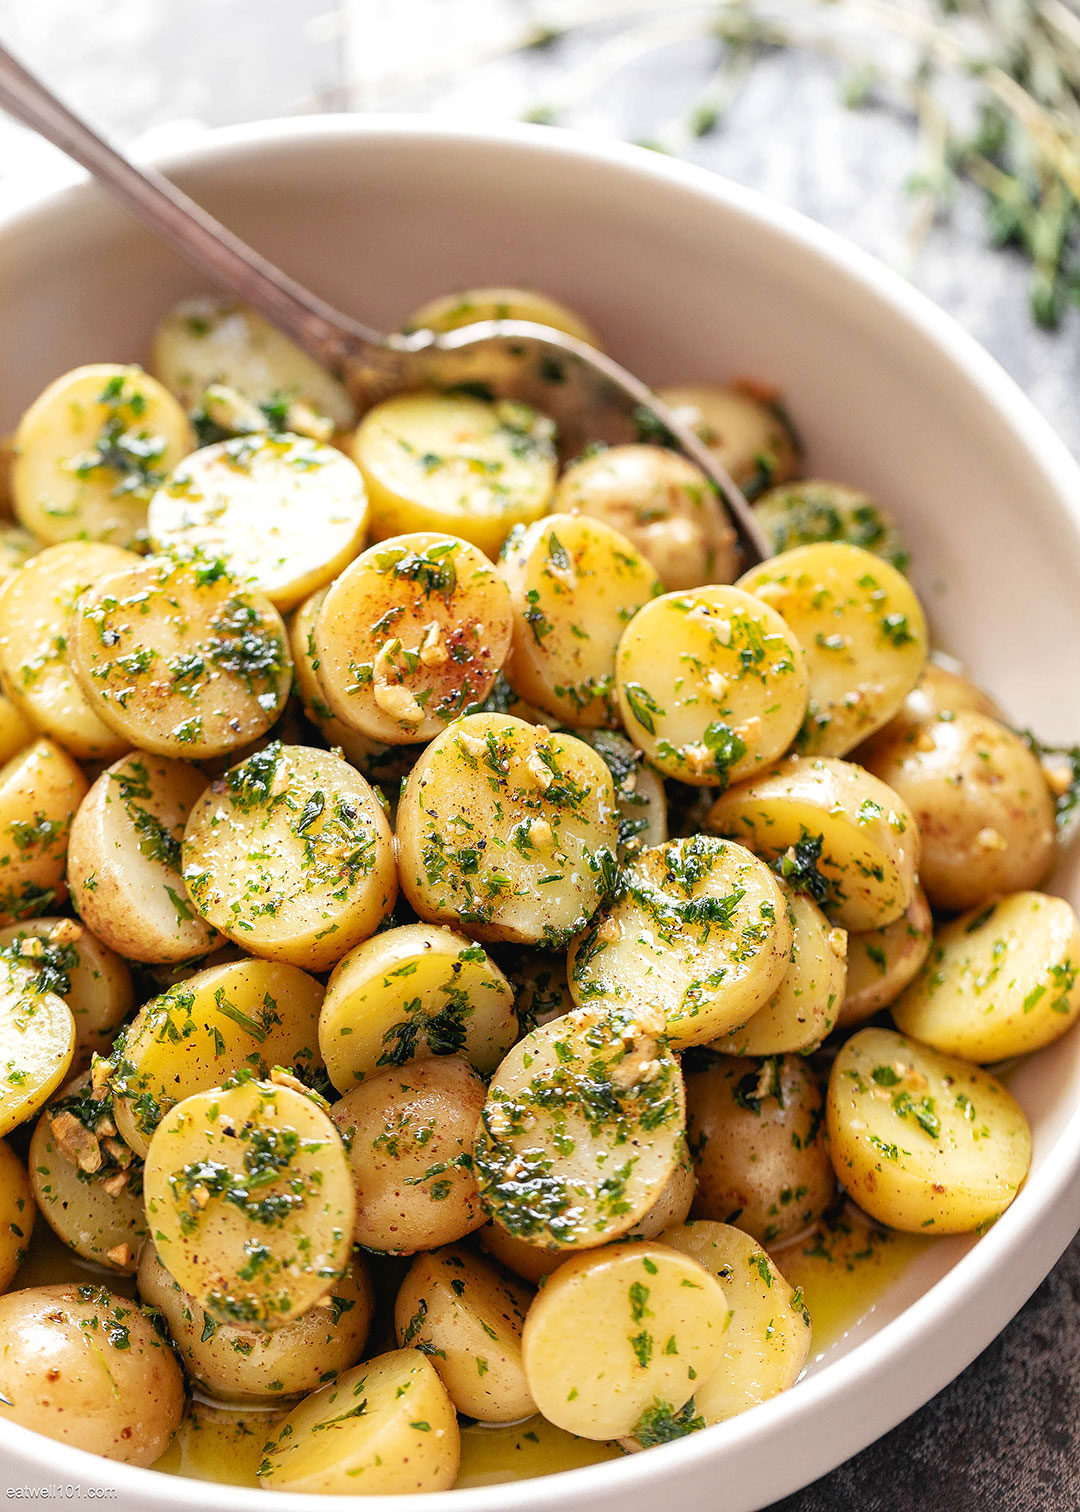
[860, 710, 1055, 912]
[0, 1282, 185, 1465]
[686, 1054, 834, 1245]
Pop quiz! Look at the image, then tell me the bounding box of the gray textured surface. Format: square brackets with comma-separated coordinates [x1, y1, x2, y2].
[0, 4, 1077, 1508]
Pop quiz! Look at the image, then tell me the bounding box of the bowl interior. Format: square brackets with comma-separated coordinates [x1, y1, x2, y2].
[0, 117, 1078, 1509]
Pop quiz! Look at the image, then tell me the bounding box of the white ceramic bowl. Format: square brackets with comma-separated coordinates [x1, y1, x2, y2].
[1, 116, 1079, 1512]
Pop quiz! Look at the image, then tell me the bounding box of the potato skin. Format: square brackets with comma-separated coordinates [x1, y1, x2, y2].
[860, 710, 1055, 912]
[138, 1246, 373, 1403]
[687, 1054, 834, 1245]
[0, 1282, 185, 1466]
[330, 1056, 487, 1253]
[658, 383, 800, 498]
[839, 884, 932, 1028]
[0, 1137, 34, 1290]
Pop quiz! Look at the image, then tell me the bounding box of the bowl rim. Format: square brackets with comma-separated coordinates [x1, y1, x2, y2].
[2, 111, 1079, 1511]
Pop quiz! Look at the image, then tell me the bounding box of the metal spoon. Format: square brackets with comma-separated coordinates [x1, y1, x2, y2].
[0, 40, 768, 566]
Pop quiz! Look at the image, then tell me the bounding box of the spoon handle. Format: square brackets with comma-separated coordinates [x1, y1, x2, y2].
[0, 41, 380, 369]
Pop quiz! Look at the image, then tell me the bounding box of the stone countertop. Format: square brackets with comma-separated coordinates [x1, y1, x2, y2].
[0, 3, 1077, 1507]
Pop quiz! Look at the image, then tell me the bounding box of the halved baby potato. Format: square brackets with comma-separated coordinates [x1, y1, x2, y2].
[138, 1245, 373, 1403]
[71, 556, 291, 759]
[30, 1072, 147, 1272]
[553, 444, 738, 590]
[0, 1138, 34, 1289]
[152, 294, 356, 430]
[567, 836, 791, 1048]
[182, 742, 397, 971]
[149, 432, 369, 610]
[708, 755, 919, 932]
[12, 364, 195, 548]
[661, 1221, 812, 1425]
[257, 1350, 460, 1494]
[892, 891, 1080, 1061]
[404, 286, 599, 345]
[67, 752, 219, 965]
[111, 957, 324, 1158]
[351, 392, 557, 558]
[0, 541, 140, 759]
[738, 542, 928, 757]
[330, 1055, 487, 1253]
[474, 1008, 685, 1250]
[753, 479, 908, 572]
[397, 713, 618, 949]
[521, 1241, 728, 1440]
[313, 532, 513, 743]
[657, 382, 800, 498]
[143, 1078, 355, 1328]
[319, 923, 516, 1090]
[0, 917, 134, 1069]
[713, 888, 846, 1055]
[394, 1244, 536, 1422]
[827, 1026, 1032, 1233]
[0, 738, 86, 925]
[839, 884, 932, 1028]
[615, 585, 808, 787]
[500, 512, 662, 727]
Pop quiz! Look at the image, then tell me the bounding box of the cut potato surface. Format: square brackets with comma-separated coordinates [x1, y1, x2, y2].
[554, 443, 738, 590]
[738, 542, 928, 757]
[0, 527, 39, 587]
[149, 432, 369, 611]
[714, 888, 847, 1056]
[313, 532, 513, 743]
[182, 742, 396, 971]
[0, 916, 134, 1068]
[0, 738, 86, 924]
[71, 556, 291, 759]
[521, 1241, 728, 1440]
[288, 586, 403, 780]
[320, 923, 516, 1090]
[661, 1221, 811, 1425]
[111, 957, 324, 1158]
[397, 713, 618, 948]
[500, 512, 662, 727]
[708, 755, 919, 931]
[686, 1055, 834, 1245]
[330, 1055, 486, 1253]
[0, 953, 75, 1135]
[0, 1282, 185, 1466]
[12, 365, 194, 548]
[658, 382, 800, 498]
[138, 1245, 373, 1403]
[827, 1027, 1032, 1233]
[860, 710, 1056, 913]
[395, 1244, 536, 1421]
[30, 1074, 147, 1272]
[474, 1009, 684, 1250]
[567, 835, 791, 1048]
[753, 479, 908, 572]
[892, 892, 1080, 1062]
[67, 752, 219, 965]
[0, 541, 139, 759]
[615, 585, 809, 788]
[840, 884, 932, 1028]
[627, 1148, 696, 1238]
[152, 295, 356, 430]
[405, 286, 599, 345]
[0, 1138, 34, 1290]
[257, 1350, 460, 1493]
[143, 1078, 355, 1328]
[351, 393, 557, 558]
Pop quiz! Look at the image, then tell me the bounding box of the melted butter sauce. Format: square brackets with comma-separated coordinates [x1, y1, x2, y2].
[13, 1212, 930, 1490]
[772, 1206, 935, 1362]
